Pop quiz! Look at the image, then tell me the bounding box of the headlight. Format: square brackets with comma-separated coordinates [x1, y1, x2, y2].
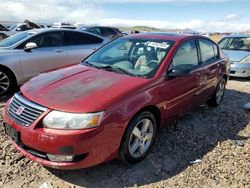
[240, 55, 250, 64]
[43, 110, 104, 129]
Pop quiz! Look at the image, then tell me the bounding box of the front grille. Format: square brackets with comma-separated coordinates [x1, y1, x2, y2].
[8, 93, 47, 126]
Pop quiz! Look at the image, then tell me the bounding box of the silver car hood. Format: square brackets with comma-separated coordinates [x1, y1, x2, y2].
[223, 49, 250, 62]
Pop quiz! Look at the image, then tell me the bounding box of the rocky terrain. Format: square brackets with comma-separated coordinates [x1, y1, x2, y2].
[0, 79, 249, 188]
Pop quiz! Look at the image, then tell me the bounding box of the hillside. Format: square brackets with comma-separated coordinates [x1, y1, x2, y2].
[119, 26, 162, 32]
[118, 26, 198, 34]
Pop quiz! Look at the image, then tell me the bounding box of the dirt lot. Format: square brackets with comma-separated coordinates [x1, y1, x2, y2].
[0, 79, 249, 188]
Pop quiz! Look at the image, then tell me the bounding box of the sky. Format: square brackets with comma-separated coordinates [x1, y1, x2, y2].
[0, 0, 250, 32]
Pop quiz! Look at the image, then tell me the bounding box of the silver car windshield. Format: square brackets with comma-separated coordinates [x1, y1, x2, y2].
[218, 37, 250, 51]
[82, 38, 174, 78]
[0, 31, 34, 47]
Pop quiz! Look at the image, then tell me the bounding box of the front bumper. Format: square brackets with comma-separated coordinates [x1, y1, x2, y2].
[2, 100, 123, 169]
[230, 62, 250, 78]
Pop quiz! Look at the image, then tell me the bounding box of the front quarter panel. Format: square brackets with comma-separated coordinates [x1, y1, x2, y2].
[0, 50, 23, 85]
[101, 78, 165, 155]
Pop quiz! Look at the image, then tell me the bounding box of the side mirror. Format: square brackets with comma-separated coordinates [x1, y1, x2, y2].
[167, 68, 192, 78]
[24, 42, 37, 52]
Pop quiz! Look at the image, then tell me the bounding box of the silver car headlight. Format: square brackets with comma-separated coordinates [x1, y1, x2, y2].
[43, 110, 104, 129]
[240, 55, 250, 64]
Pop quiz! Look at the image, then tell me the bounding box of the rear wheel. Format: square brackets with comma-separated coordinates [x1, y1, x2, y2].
[119, 111, 157, 164]
[207, 77, 226, 107]
[0, 68, 16, 96]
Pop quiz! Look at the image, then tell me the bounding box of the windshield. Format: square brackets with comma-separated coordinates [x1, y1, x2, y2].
[82, 38, 174, 78]
[0, 31, 33, 47]
[218, 37, 250, 51]
[8, 24, 17, 31]
[0, 24, 8, 31]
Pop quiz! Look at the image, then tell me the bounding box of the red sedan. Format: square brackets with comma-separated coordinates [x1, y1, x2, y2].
[3, 33, 230, 169]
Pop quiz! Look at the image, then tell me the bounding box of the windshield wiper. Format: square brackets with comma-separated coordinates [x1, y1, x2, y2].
[82, 61, 103, 69]
[82, 62, 140, 77]
[100, 65, 135, 76]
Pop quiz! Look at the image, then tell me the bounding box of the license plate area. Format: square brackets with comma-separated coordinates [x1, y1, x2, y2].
[4, 122, 20, 145]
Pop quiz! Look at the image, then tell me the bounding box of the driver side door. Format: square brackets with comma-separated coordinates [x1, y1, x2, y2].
[18, 31, 67, 81]
[162, 40, 205, 120]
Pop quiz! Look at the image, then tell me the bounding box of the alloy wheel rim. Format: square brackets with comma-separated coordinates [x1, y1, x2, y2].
[128, 118, 154, 158]
[0, 71, 10, 95]
[216, 79, 225, 104]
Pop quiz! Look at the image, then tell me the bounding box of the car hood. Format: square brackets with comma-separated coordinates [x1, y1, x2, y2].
[21, 64, 148, 113]
[223, 49, 250, 62]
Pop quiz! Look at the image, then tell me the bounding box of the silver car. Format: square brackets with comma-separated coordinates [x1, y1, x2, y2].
[218, 34, 250, 78]
[0, 23, 33, 40]
[0, 28, 109, 96]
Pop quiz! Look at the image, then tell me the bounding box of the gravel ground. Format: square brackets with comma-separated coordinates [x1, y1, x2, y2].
[0, 79, 249, 188]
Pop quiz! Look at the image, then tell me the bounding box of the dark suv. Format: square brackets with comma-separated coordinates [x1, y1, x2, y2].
[80, 26, 124, 40]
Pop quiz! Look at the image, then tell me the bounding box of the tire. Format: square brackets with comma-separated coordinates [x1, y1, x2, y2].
[119, 111, 157, 164]
[0, 33, 7, 41]
[207, 77, 226, 107]
[0, 68, 17, 97]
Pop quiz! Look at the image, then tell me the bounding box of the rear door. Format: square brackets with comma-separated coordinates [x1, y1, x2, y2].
[65, 31, 104, 64]
[18, 31, 68, 80]
[197, 38, 222, 101]
[163, 39, 204, 119]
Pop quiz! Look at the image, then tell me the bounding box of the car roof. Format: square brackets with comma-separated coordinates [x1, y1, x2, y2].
[27, 28, 102, 35]
[24, 28, 109, 40]
[125, 32, 204, 42]
[223, 34, 250, 38]
[81, 26, 118, 29]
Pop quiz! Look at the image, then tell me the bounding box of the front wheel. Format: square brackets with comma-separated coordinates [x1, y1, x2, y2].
[207, 77, 226, 107]
[119, 111, 157, 164]
[0, 69, 16, 97]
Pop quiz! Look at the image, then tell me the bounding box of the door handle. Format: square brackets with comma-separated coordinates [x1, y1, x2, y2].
[205, 71, 211, 76]
[196, 72, 201, 79]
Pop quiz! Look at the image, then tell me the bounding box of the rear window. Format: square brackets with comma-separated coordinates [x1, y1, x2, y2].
[198, 39, 216, 63]
[67, 31, 103, 45]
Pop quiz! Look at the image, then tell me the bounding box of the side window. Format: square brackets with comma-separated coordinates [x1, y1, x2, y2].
[172, 40, 199, 70]
[198, 39, 215, 63]
[68, 32, 103, 45]
[37, 32, 63, 47]
[16, 32, 63, 49]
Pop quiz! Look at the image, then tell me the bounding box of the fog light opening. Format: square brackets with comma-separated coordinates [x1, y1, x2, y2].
[46, 154, 74, 162]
